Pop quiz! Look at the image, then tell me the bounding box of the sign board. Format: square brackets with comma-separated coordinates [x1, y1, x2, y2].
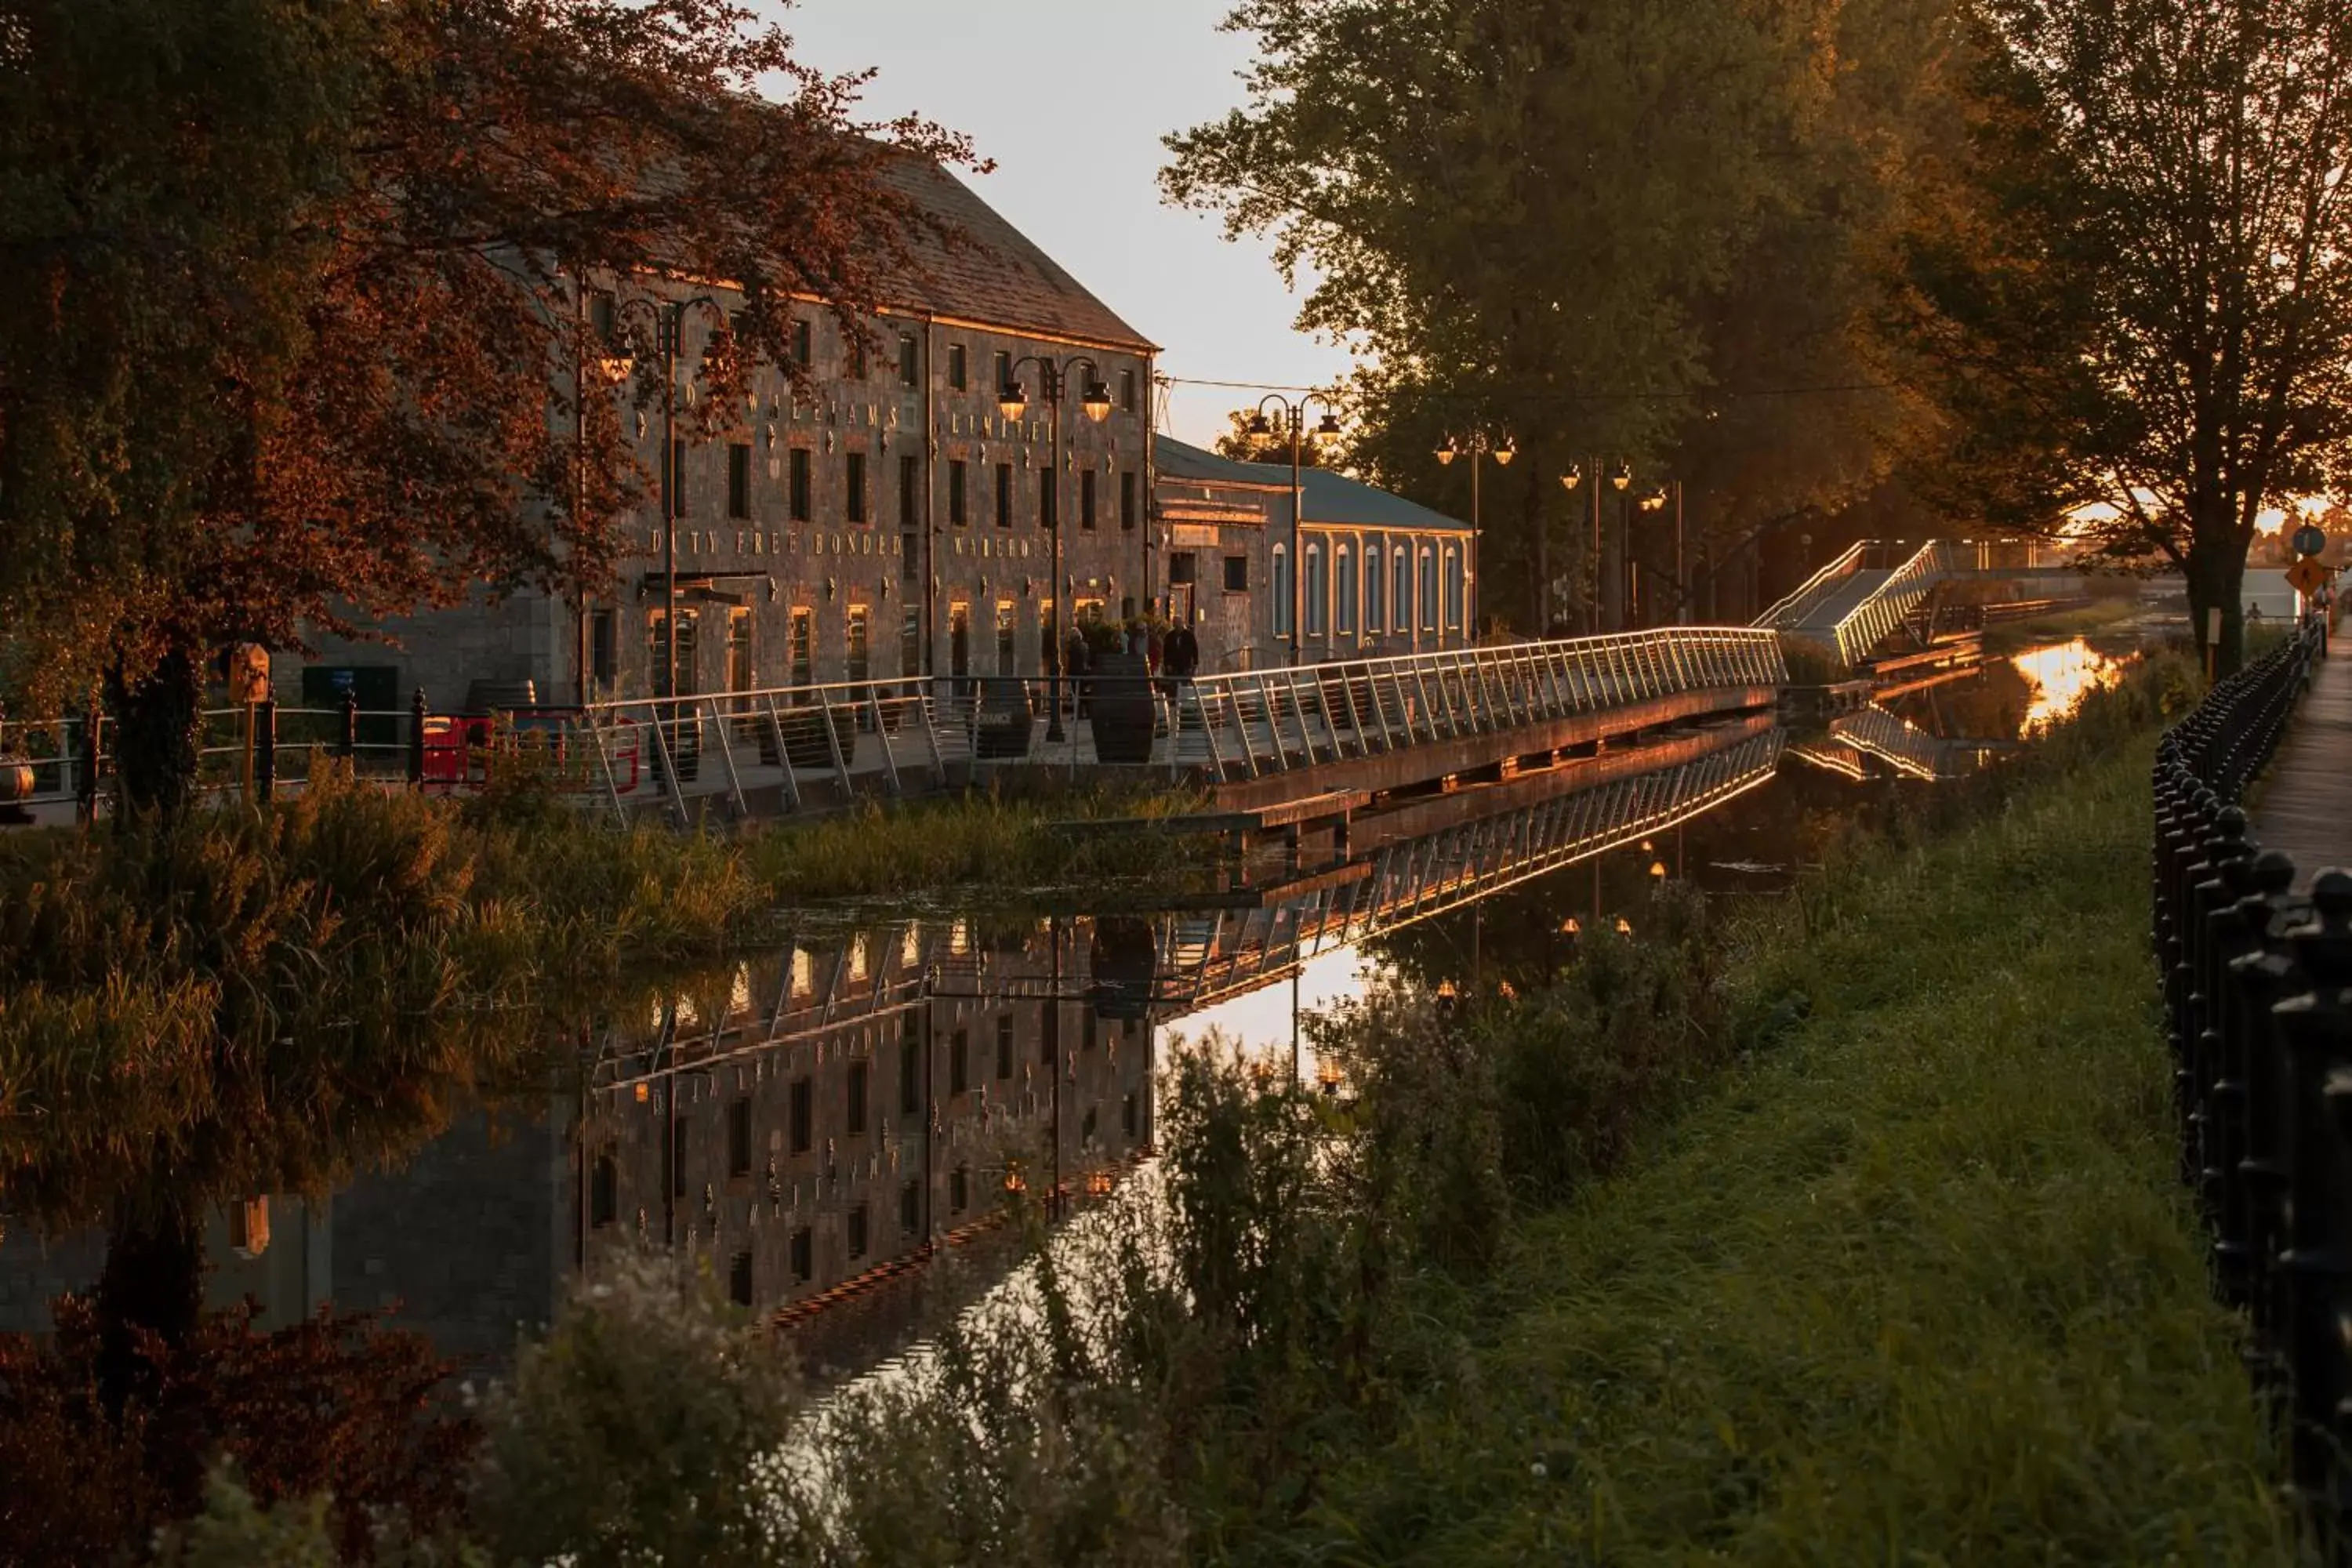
[2294, 524, 2328, 558]
[222, 644, 271, 706]
[2287, 557, 2330, 595]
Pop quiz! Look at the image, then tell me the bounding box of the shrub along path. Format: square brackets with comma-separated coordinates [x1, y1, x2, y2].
[1314, 733, 2292, 1563]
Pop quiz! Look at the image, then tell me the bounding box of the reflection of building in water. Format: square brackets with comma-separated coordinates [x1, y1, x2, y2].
[579, 931, 1155, 1323]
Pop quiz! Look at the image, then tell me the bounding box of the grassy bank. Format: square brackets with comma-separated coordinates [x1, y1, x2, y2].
[1982, 593, 2148, 652]
[1306, 702, 2286, 1561]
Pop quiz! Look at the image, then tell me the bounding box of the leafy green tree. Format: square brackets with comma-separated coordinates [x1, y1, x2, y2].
[1888, 0, 2352, 672]
[1165, 0, 1953, 634]
[0, 0, 968, 813]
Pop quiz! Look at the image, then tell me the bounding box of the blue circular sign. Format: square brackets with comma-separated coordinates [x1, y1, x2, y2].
[2293, 524, 2328, 557]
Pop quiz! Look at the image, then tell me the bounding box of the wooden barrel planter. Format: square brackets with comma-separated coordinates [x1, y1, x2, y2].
[783, 705, 858, 771]
[974, 678, 1034, 760]
[1087, 653, 1156, 764]
[0, 758, 34, 821]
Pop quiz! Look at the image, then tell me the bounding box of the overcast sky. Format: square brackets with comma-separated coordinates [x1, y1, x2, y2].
[761, 0, 1356, 448]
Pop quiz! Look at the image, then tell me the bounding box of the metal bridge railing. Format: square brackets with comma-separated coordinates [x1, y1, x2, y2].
[1757, 542, 1867, 631]
[1171, 626, 1787, 784]
[1829, 540, 1951, 665]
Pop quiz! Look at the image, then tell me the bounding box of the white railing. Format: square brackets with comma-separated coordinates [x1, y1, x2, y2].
[1169, 626, 1786, 784]
[1831, 541, 1951, 664]
[1757, 541, 1867, 631]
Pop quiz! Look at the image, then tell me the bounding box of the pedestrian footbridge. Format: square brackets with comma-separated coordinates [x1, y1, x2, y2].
[1757, 540, 2089, 666]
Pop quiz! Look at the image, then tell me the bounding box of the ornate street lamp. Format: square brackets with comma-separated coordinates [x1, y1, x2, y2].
[1435, 432, 1513, 641]
[1249, 392, 1344, 665]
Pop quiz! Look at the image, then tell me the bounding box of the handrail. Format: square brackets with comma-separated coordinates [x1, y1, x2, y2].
[1756, 541, 1867, 630]
[1831, 539, 1949, 664]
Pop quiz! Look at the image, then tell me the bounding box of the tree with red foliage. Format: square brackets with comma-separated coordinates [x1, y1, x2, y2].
[0, 0, 971, 814]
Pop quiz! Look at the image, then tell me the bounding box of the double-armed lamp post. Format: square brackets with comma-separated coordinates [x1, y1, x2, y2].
[998, 357, 1112, 742]
[1437, 432, 1515, 641]
[1246, 393, 1343, 665]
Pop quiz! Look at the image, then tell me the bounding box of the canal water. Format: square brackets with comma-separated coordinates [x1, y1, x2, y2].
[0, 637, 2136, 1383]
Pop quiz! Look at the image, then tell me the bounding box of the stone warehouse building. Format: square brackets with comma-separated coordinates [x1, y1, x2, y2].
[285, 158, 1160, 713]
[1152, 436, 1477, 673]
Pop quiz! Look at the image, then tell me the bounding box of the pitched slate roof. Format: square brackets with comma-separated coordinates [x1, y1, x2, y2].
[1153, 437, 1472, 533]
[884, 158, 1156, 352]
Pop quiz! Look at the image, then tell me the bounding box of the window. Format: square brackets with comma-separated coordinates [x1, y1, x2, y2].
[590, 289, 617, 344]
[1336, 545, 1356, 636]
[1365, 546, 1385, 632]
[590, 1150, 617, 1227]
[1395, 549, 1413, 636]
[848, 1203, 869, 1260]
[996, 1014, 1014, 1078]
[1305, 543, 1327, 636]
[1040, 473, 1057, 532]
[899, 1029, 922, 1114]
[1120, 368, 1138, 412]
[950, 1028, 969, 1094]
[900, 607, 920, 675]
[1271, 546, 1290, 635]
[996, 601, 1016, 676]
[950, 1165, 971, 1214]
[848, 332, 866, 379]
[792, 317, 812, 368]
[901, 532, 918, 582]
[949, 343, 967, 391]
[789, 1226, 812, 1283]
[898, 332, 918, 387]
[1445, 546, 1465, 630]
[590, 608, 617, 690]
[789, 1076, 812, 1154]
[898, 454, 920, 528]
[948, 459, 968, 527]
[1421, 547, 1439, 632]
[666, 440, 688, 517]
[992, 350, 1011, 401]
[1123, 1092, 1139, 1139]
[727, 443, 751, 520]
[669, 1120, 688, 1196]
[789, 448, 811, 522]
[901, 1178, 921, 1236]
[845, 452, 867, 524]
[729, 1249, 754, 1305]
[728, 1096, 753, 1177]
[789, 608, 813, 688]
[1080, 470, 1097, 532]
[1120, 470, 1138, 531]
[846, 605, 870, 683]
[1169, 552, 1197, 586]
[847, 1060, 869, 1136]
[994, 463, 1013, 529]
[1225, 555, 1249, 592]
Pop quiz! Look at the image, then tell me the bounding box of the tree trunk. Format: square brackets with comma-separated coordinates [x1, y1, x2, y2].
[94, 1199, 205, 1414]
[2184, 533, 2248, 679]
[106, 647, 203, 823]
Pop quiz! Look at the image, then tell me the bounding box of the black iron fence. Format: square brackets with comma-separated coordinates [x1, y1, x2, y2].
[2152, 611, 2351, 1551]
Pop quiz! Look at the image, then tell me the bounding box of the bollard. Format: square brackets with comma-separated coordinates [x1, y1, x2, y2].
[340, 689, 360, 760]
[408, 688, 427, 787]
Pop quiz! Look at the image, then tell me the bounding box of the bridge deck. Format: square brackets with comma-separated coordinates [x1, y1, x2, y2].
[2253, 638, 2352, 891]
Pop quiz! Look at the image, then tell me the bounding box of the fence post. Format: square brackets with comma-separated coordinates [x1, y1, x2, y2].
[253, 699, 277, 800]
[408, 688, 427, 788]
[340, 689, 360, 760]
[76, 699, 100, 827]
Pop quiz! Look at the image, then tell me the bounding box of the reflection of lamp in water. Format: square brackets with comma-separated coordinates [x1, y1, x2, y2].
[1614, 916, 1633, 935]
[1560, 916, 1581, 935]
[1650, 861, 1668, 880]
[1004, 1165, 1027, 1195]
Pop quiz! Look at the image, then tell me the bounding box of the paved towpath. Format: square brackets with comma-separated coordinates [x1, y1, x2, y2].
[2254, 631, 2352, 889]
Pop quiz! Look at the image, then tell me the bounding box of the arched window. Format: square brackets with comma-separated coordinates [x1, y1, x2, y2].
[1305, 543, 1327, 637]
[1445, 546, 1465, 630]
[1271, 545, 1292, 637]
[1335, 545, 1356, 637]
[1394, 548, 1412, 636]
[1364, 545, 1385, 633]
[1420, 546, 1439, 632]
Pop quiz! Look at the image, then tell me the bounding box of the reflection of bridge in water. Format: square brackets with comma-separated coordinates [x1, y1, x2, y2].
[1788, 704, 2010, 782]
